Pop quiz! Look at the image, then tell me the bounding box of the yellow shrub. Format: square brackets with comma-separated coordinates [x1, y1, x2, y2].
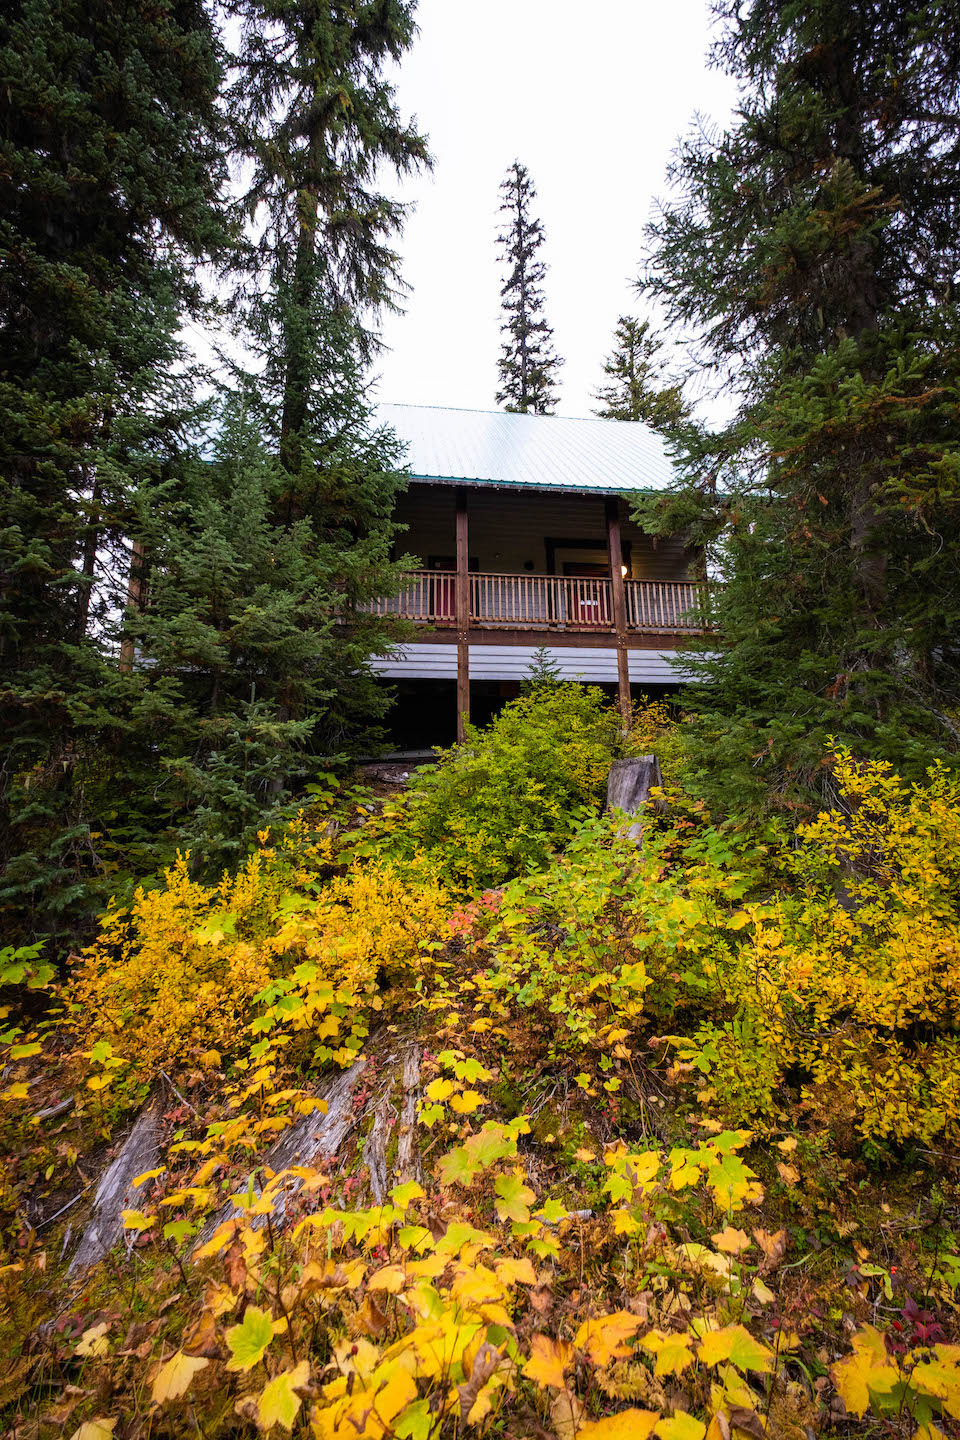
[68, 820, 450, 1090]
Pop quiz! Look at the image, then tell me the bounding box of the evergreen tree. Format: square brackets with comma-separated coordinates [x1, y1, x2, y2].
[593, 317, 689, 430]
[124, 0, 430, 866]
[496, 162, 562, 414]
[637, 0, 960, 815]
[0, 0, 226, 939]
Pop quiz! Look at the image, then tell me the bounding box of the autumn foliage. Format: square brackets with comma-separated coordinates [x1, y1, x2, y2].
[0, 712, 958, 1438]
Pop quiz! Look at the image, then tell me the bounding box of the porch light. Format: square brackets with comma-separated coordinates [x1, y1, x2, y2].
[620, 564, 628, 577]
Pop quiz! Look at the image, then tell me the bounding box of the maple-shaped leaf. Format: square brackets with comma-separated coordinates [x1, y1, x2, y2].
[537, 1198, 569, 1224]
[696, 1325, 774, 1375]
[121, 1209, 156, 1233]
[437, 1144, 477, 1188]
[434, 1221, 496, 1258]
[389, 1180, 425, 1209]
[613, 1209, 641, 1236]
[454, 1057, 493, 1083]
[425, 1077, 455, 1102]
[712, 1226, 752, 1255]
[706, 1153, 763, 1211]
[656, 1413, 707, 1440]
[495, 1173, 536, 1223]
[575, 1312, 642, 1367]
[830, 1325, 900, 1418]
[495, 1256, 537, 1286]
[522, 1333, 574, 1389]
[578, 1407, 660, 1438]
[450, 1089, 485, 1115]
[911, 1346, 960, 1419]
[642, 1328, 695, 1377]
[225, 1306, 277, 1372]
[256, 1361, 310, 1431]
[151, 1350, 209, 1404]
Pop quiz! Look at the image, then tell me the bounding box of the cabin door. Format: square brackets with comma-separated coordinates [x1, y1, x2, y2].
[563, 562, 610, 628]
[428, 555, 477, 625]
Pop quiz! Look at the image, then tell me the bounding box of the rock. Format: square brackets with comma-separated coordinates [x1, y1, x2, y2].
[605, 755, 663, 841]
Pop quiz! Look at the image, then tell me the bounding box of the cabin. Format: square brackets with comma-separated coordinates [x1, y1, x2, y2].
[366, 404, 712, 746]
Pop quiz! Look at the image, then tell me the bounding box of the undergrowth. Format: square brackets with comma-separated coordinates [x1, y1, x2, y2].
[0, 691, 958, 1438]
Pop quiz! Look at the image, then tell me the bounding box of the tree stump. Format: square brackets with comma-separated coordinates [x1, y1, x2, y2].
[605, 755, 662, 841]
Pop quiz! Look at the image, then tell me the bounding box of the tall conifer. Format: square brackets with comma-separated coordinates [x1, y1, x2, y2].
[126, 0, 432, 867]
[637, 0, 960, 813]
[0, 0, 226, 936]
[593, 317, 689, 430]
[495, 162, 562, 414]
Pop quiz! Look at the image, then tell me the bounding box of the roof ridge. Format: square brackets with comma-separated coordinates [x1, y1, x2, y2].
[378, 401, 643, 427]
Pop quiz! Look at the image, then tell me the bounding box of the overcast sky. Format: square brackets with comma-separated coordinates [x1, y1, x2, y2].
[373, 0, 739, 421]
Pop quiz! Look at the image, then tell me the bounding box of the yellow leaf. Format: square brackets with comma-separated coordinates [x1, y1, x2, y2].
[696, 1326, 774, 1374]
[450, 1089, 485, 1115]
[425, 1077, 455, 1102]
[86, 1074, 112, 1092]
[367, 1265, 406, 1294]
[132, 1167, 166, 1188]
[151, 1350, 209, 1404]
[523, 1333, 574, 1389]
[831, 1326, 899, 1418]
[2, 1083, 30, 1100]
[76, 1323, 110, 1358]
[776, 1162, 800, 1186]
[578, 1408, 660, 1438]
[712, 1227, 751, 1255]
[256, 1360, 311, 1431]
[69, 1422, 116, 1440]
[576, 1312, 642, 1367]
[495, 1256, 537, 1286]
[121, 1209, 156, 1232]
[776, 1137, 797, 1154]
[575, 1147, 597, 1163]
[642, 1329, 695, 1377]
[656, 1415, 707, 1440]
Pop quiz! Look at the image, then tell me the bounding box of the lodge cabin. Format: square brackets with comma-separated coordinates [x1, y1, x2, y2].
[366, 404, 712, 746]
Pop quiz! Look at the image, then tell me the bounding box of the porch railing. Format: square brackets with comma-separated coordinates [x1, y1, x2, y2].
[362, 570, 714, 634]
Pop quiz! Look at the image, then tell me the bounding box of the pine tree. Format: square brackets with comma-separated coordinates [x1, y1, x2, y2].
[593, 317, 689, 430]
[636, 0, 960, 815]
[0, 0, 226, 939]
[496, 162, 563, 414]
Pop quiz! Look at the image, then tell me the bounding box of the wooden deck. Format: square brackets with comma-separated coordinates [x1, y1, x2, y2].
[362, 570, 714, 635]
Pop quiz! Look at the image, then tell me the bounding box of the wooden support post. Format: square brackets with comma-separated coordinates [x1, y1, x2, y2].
[455, 488, 470, 742]
[605, 497, 632, 731]
[118, 538, 145, 673]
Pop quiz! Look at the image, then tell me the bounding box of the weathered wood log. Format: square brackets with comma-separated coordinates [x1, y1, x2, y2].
[68, 1097, 162, 1273]
[605, 755, 663, 841]
[190, 1058, 367, 1251]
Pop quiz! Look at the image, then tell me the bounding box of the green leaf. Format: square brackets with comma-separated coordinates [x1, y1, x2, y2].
[495, 1172, 536, 1223]
[225, 1306, 277, 1372]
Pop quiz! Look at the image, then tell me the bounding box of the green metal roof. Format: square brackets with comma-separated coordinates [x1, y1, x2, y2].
[376, 403, 676, 494]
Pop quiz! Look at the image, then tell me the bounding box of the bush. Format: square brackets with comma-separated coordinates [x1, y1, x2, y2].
[65, 814, 450, 1098]
[372, 685, 622, 890]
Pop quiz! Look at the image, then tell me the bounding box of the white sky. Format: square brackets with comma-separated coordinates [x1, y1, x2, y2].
[374, 0, 739, 421]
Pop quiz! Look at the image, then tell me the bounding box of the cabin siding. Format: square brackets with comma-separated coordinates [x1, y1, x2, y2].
[371, 642, 685, 684]
[392, 484, 694, 582]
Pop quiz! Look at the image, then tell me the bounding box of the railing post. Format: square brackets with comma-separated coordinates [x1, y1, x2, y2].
[455, 487, 469, 743]
[605, 497, 632, 731]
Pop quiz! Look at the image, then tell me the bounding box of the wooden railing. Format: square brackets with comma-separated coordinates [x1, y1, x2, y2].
[361, 571, 714, 634]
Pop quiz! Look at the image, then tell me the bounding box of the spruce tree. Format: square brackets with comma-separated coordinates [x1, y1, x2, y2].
[0, 0, 226, 939]
[637, 0, 960, 815]
[593, 317, 689, 430]
[124, 0, 430, 866]
[496, 162, 562, 414]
